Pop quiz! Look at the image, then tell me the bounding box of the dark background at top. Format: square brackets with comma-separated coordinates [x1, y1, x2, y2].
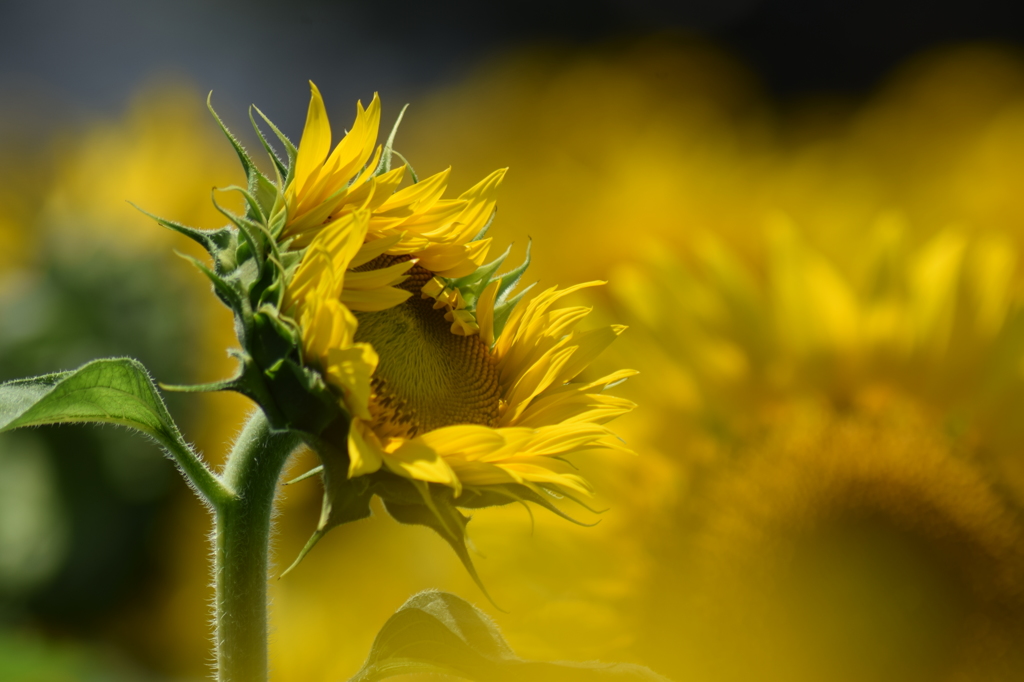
[2, 0, 1024, 140]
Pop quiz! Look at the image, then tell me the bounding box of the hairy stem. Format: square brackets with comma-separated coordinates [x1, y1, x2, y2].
[214, 409, 301, 682]
[155, 432, 233, 507]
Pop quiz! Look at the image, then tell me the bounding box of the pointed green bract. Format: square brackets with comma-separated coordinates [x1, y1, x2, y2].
[377, 104, 409, 176]
[471, 206, 498, 243]
[456, 483, 601, 527]
[281, 425, 373, 578]
[495, 239, 531, 303]
[208, 92, 258, 185]
[133, 104, 341, 437]
[131, 203, 236, 268]
[381, 487, 498, 608]
[348, 590, 672, 682]
[435, 239, 533, 321]
[390, 150, 418, 183]
[493, 281, 536, 340]
[252, 104, 298, 187]
[249, 107, 289, 182]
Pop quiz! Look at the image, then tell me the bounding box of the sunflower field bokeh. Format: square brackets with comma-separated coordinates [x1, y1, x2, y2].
[395, 40, 1024, 681]
[8, 34, 1024, 682]
[0, 83, 252, 677]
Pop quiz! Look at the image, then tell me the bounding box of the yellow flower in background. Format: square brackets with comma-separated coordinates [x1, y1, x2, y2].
[401, 43, 1024, 286]
[648, 396, 1024, 682]
[610, 216, 1024, 460]
[282, 84, 634, 499]
[390, 41, 1024, 680]
[605, 220, 1024, 680]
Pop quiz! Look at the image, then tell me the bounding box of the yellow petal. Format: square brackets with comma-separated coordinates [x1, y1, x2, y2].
[351, 233, 404, 268]
[325, 342, 378, 419]
[348, 419, 384, 478]
[343, 259, 415, 290]
[384, 438, 460, 492]
[341, 286, 413, 312]
[290, 81, 332, 206]
[476, 278, 500, 347]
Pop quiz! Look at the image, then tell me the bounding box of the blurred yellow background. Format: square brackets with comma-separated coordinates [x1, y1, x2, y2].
[6, 36, 1024, 682]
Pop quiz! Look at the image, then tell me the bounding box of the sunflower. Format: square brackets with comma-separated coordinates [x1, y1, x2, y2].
[280, 83, 634, 500]
[648, 396, 1024, 682]
[606, 220, 1024, 680]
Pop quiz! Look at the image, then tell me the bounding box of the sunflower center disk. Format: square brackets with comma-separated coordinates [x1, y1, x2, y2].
[353, 259, 501, 440]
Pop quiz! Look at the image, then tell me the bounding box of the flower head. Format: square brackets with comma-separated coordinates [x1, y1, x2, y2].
[146, 83, 635, 590]
[281, 85, 634, 503]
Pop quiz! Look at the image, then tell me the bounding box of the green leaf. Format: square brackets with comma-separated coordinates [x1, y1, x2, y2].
[1, 358, 179, 440]
[0, 359, 228, 505]
[348, 590, 672, 682]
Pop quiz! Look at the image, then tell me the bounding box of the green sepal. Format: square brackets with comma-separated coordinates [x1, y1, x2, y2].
[448, 243, 512, 309]
[376, 104, 409, 175]
[159, 376, 245, 394]
[280, 248, 303, 279]
[436, 240, 534, 328]
[257, 266, 285, 310]
[209, 92, 279, 226]
[186, 350, 291, 430]
[286, 465, 323, 485]
[174, 251, 245, 312]
[471, 206, 498, 243]
[380, 480, 499, 609]
[349, 590, 672, 682]
[456, 484, 600, 527]
[219, 184, 269, 227]
[281, 419, 374, 577]
[493, 281, 536, 341]
[495, 239, 531, 303]
[390, 150, 418, 183]
[207, 92, 259, 187]
[211, 190, 266, 266]
[132, 204, 236, 270]
[253, 173, 280, 222]
[262, 357, 341, 434]
[250, 308, 299, 368]
[445, 239, 532, 316]
[249, 106, 289, 183]
[252, 105, 298, 187]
